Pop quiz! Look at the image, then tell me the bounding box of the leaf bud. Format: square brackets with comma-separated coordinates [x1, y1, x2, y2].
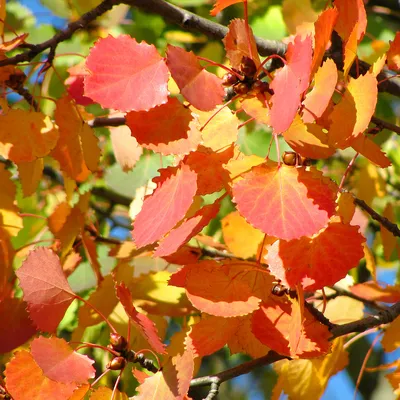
[251, 80, 270, 94]
[234, 82, 249, 95]
[240, 56, 257, 77]
[109, 333, 128, 352]
[222, 72, 239, 86]
[271, 283, 288, 297]
[282, 151, 298, 166]
[107, 356, 127, 370]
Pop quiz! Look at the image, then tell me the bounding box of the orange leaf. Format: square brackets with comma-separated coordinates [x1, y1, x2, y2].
[328, 73, 378, 149]
[382, 315, 400, 352]
[210, 0, 244, 16]
[387, 32, 400, 71]
[350, 281, 400, 303]
[132, 165, 197, 248]
[241, 94, 270, 125]
[0, 298, 37, 354]
[336, 192, 356, 224]
[18, 158, 44, 197]
[283, 115, 335, 159]
[166, 45, 225, 111]
[311, 7, 338, 76]
[154, 201, 220, 257]
[126, 97, 201, 155]
[350, 134, 391, 168]
[232, 163, 338, 240]
[85, 35, 169, 112]
[183, 145, 234, 195]
[5, 350, 77, 400]
[343, 22, 358, 78]
[90, 387, 128, 399]
[223, 19, 260, 69]
[221, 211, 265, 258]
[267, 221, 365, 291]
[0, 109, 58, 163]
[334, 0, 367, 43]
[134, 349, 194, 400]
[303, 59, 338, 123]
[16, 247, 76, 332]
[116, 282, 167, 354]
[270, 35, 313, 133]
[188, 315, 240, 357]
[169, 260, 274, 317]
[381, 203, 397, 260]
[30, 337, 95, 384]
[252, 297, 331, 358]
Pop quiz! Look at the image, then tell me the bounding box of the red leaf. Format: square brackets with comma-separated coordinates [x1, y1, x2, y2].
[132, 165, 197, 248]
[252, 297, 331, 358]
[350, 282, 400, 303]
[166, 45, 225, 111]
[116, 282, 166, 354]
[223, 19, 260, 69]
[154, 202, 220, 257]
[303, 59, 338, 123]
[65, 64, 93, 106]
[267, 221, 365, 291]
[5, 350, 77, 400]
[30, 336, 95, 384]
[311, 8, 339, 76]
[16, 247, 76, 332]
[0, 298, 37, 354]
[232, 163, 338, 240]
[126, 97, 201, 155]
[183, 145, 234, 195]
[387, 32, 400, 71]
[134, 349, 194, 400]
[169, 260, 274, 317]
[334, 0, 367, 43]
[188, 315, 240, 357]
[210, 0, 244, 15]
[85, 35, 169, 112]
[270, 35, 313, 133]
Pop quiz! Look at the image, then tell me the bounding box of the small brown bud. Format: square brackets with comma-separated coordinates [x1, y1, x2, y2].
[222, 72, 239, 86]
[240, 56, 257, 77]
[107, 356, 127, 370]
[282, 151, 298, 166]
[234, 82, 249, 95]
[251, 80, 270, 94]
[110, 333, 128, 352]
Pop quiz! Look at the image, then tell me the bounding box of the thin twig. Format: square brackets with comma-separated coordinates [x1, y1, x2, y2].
[371, 116, 400, 136]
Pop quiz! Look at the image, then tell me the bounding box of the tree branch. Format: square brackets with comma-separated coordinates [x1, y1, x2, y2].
[354, 197, 400, 237]
[371, 115, 400, 136]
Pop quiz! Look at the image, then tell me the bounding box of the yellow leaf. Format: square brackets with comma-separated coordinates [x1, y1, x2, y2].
[89, 387, 128, 400]
[354, 162, 386, 206]
[343, 23, 358, 78]
[282, 0, 318, 35]
[0, 110, 59, 163]
[363, 243, 376, 281]
[223, 152, 265, 183]
[68, 384, 90, 400]
[0, 164, 23, 236]
[324, 296, 364, 324]
[336, 192, 355, 224]
[18, 158, 44, 197]
[221, 211, 264, 258]
[382, 315, 400, 352]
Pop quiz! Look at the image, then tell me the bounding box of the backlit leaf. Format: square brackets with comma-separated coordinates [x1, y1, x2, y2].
[5, 350, 77, 400]
[382, 315, 400, 352]
[154, 201, 220, 257]
[283, 115, 335, 159]
[351, 134, 391, 168]
[241, 94, 270, 125]
[302, 59, 338, 123]
[350, 282, 400, 303]
[126, 97, 200, 155]
[90, 387, 128, 400]
[116, 282, 166, 354]
[266, 220, 365, 291]
[0, 110, 58, 163]
[85, 35, 169, 112]
[328, 73, 378, 149]
[381, 203, 397, 260]
[343, 23, 358, 78]
[18, 158, 44, 197]
[232, 163, 337, 240]
[223, 19, 260, 69]
[252, 297, 330, 358]
[282, 0, 318, 35]
[387, 32, 400, 71]
[334, 0, 367, 42]
[336, 192, 355, 224]
[133, 165, 197, 248]
[169, 260, 274, 317]
[30, 336, 95, 384]
[16, 247, 76, 332]
[270, 35, 312, 133]
[221, 211, 265, 258]
[166, 45, 225, 111]
[210, 0, 244, 16]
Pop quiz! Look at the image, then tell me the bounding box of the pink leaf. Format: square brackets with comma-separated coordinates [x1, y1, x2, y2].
[166, 45, 225, 111]
[116, 282, 166, 354]
[16, 247, 76, 332]
[85, 35, 169, 112]
[133, 165, 197, 248]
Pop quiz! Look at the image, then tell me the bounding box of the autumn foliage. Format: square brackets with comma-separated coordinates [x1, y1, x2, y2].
[1, 0, 400, 399]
